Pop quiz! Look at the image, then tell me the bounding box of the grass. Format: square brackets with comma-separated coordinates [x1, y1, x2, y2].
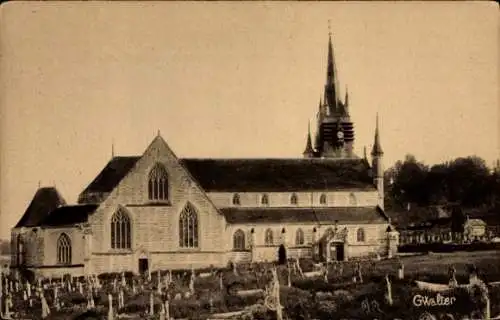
[5, 250, 500, 319]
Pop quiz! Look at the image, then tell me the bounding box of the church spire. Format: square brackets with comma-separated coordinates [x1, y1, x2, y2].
[371, 113, 384, 156]
[303, 122, 314, 158]
[324, 24, 341, 115]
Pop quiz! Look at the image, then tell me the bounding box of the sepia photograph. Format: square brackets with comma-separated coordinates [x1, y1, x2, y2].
[0, 2, 498, 319]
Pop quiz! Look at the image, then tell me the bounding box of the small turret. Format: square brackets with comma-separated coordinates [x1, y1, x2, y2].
[371, 113, 384, 209]
[303, 123, 315, 158]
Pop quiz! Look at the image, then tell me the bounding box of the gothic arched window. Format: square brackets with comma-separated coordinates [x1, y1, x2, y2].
[290, 193, 298, 205]
[148, 163, 169, 201]
[232, 194, 240, 206]
[349, 193, 357, 206]
[57, 233, 72, 265]
[320, 194, 327, 205]
[17, 234, 24, 266]
[261, 194, 269, 206]
[357, 228, 365, 242]
[233, 229, 245, 250]
[295, 228, 305, 245]
[265, 229, 274, 246]
[179, 203, 199, 248]
[111, 209, 131, 249]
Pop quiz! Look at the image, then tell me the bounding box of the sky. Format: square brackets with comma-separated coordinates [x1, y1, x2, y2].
[0, 2, 498, 240]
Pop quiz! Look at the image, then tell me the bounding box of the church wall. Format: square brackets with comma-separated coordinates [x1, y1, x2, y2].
[88, 138, 226, 274]
[42, 227, 85, 267]
[10, 227, 45, 268]
[227, 221, 390, 262]
[208, 191, 379, 208]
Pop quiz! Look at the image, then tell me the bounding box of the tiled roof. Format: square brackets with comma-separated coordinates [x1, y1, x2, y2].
[180, 158, 375, 192]
[77, 156, 375, 203]
[39, 204, 99, 227]
[221, 206, 387, 224]
[78, 156, 140, 202]
[15, 187, 67, 228]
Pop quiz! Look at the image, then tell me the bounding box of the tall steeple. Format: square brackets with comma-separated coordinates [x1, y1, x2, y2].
[371, 113, 384, 156]
[324, 24, 341, 116]
[307, 23, 355, 159]
[303, 122, 314, 158]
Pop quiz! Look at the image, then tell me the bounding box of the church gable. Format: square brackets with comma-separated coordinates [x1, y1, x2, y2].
[87, 134, 226, 254]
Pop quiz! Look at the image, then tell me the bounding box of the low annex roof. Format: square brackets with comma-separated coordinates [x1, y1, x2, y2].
[39, 204, 99, 227]
[15, 187, 67, 228]
[221, 206, 388, 224]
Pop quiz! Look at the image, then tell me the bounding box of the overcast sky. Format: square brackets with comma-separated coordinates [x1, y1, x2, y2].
[0, 2, 498, 240]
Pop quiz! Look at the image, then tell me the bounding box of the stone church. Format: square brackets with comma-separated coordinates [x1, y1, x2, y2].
[10, 34, 398, 277]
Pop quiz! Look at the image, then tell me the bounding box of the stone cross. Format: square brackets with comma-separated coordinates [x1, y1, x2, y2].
[41, 292, 50, 318]
[107, 293, 114, 320]
[385, 275, 393, 306]
[397, 261, 404, 280]
[189, 270, 195, 294]
[121, 272, 126, 287]
[448, 266, 458, 287]
[149, 292, 154, 315]
[165, 300, 170, 320]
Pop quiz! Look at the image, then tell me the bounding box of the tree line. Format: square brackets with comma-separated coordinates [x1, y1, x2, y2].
[384, 155, 500, 211]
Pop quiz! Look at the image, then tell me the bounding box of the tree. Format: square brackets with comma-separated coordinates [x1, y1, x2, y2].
[389, 154, 429, 206]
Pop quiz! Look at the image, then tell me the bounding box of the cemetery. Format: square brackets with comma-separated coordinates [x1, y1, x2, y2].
[1, 250, 499, 320]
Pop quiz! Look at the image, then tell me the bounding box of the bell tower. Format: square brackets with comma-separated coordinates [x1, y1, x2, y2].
[311, 31, 355, 159]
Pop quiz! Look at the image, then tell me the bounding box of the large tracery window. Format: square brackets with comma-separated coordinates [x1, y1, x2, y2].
[111, 209, 132, 249]
[148, 163, 169, 201]
[57, 233, 72, 265]
[233, 229, 245, 250]
[179, 203, 199, 248]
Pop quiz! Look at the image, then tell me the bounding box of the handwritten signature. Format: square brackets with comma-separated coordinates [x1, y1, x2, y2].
[361, 298, 384, 315]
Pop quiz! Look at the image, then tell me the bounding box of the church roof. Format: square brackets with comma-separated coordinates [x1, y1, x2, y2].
[221, 206, 387, 224]
[15, 187, 67, 228]
[180, 158, 375, 192]
[79, 156, 141, 196]
[39, 204, 98, 227]
[78, 156, 375, 202]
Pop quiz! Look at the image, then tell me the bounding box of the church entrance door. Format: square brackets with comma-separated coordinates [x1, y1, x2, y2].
[138, 258, 149, 275]
[277, 245, 287, 265]
[334, 243, 345, 261]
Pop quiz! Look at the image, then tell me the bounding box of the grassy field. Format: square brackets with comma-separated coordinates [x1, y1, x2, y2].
[5, 250, 500, 320]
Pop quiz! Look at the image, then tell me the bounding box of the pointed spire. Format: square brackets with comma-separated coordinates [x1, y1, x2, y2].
[371, 113, 384, 156]
[111, 140, 115, 158]
[38, 181, 41, 188]
[157, 129, 161, 137]
[345, 85, 349, 106]
[363, 146, 368, 160]
[324, 24, 341, 114]
[303, 122, 314, 157]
